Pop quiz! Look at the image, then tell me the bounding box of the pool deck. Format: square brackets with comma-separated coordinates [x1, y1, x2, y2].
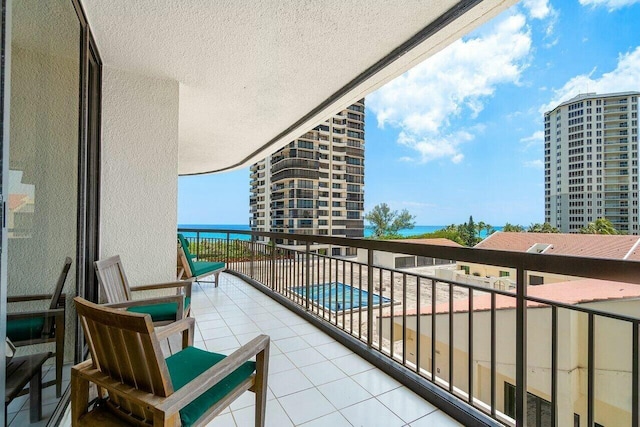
[187, 273, 462, 427]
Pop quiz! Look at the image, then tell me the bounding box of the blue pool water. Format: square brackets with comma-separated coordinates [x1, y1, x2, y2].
[293, 282, 391, 311]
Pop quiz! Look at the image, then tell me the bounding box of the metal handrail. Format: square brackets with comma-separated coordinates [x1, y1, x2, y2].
[178, 228, 640, 427]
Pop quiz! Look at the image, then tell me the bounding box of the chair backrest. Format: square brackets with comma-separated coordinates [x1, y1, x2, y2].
[49, 257, 73, 310]
[177, 234, 197, 274]
[74, 297, 174, 419]
[94, 255, 132, 303]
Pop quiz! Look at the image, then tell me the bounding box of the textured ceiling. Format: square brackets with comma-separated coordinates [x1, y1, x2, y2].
[81, 0, 515, 175]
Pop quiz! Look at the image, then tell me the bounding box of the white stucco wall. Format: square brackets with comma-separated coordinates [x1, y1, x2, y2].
[100, 67, 179, 285]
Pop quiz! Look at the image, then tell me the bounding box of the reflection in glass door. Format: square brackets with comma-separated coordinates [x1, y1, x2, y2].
[2, 1, 100, 425]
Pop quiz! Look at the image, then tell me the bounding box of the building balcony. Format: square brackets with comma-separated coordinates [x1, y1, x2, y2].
[176, 228, 640, 427]
[603, 146, 628, 153]
[603, 161, 628, 168]
[604, 202, 629, 208]
[604, 155, 628, 161]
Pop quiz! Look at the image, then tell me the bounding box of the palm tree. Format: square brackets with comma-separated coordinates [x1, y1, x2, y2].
[580, 217, 620, 235]
[528, 223, 560, 233]
[503, 223, 525, 232]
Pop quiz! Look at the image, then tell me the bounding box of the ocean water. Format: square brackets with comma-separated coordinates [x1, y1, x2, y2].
[178, 224, 502, 240]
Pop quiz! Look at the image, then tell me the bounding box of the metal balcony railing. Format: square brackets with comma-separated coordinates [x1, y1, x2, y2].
[178, 228, 640, 427]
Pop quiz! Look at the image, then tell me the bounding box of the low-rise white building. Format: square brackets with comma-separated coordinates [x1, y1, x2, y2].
[380, 279, 640, 427]
[357, 238, 462, 269]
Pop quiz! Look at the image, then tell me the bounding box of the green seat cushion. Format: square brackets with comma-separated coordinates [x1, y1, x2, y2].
[192, 261, 225, 277]
[7, 317, 45, 342]
[126, 296, 191, 322]
[166, 346, 256, 426]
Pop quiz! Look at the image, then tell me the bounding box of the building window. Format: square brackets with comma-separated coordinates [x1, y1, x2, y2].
[499, 271, 510, 277]
[460, 265, 470, 275]
[504, 382, 551, 427]
[530, 275, 544, 285]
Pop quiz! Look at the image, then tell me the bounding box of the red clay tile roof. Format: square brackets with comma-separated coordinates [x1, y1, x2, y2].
[475, 231, 640, 260]
[390, 238, 463, 248]
[394, 279, 640, 317]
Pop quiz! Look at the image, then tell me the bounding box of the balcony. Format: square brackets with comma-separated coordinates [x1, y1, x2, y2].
[179, 228, 640, 427]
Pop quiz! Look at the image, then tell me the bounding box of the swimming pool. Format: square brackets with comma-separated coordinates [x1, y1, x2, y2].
[293, 282, 391, 311]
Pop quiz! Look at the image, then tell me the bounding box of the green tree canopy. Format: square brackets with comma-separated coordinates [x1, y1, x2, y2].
[528, 222, 560, 233]
[502, 223, 525, 232]
[580, 217, 620, 235]
[364, 203, 416, 238]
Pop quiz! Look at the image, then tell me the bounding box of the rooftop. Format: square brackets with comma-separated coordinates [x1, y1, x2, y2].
[395, 278, 640, 317]
[391, 238, 464, 248]
[475, 231, 640, 261]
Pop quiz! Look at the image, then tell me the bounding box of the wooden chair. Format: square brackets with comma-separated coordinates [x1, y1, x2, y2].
[94, 255, 193, 326]
[7, 256, 72, 397]
[177, 234, 225, 287]
[71, 297, 270, 426]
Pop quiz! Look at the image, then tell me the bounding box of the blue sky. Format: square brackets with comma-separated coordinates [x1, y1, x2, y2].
[179, 0, 640, 227]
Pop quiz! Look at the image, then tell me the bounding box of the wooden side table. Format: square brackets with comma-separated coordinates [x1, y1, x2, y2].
[5, 352, 52, 423]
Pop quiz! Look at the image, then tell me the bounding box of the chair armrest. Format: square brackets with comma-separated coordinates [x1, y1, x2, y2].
[131, 279, 193, 298]
[104, 295, 183, 309]
[8, 294, 54, 303]
[158, 334, 270, 414]
[155, 318, 195, 342]
[131, 279, 193, 291]
[7, 308, 65, 320]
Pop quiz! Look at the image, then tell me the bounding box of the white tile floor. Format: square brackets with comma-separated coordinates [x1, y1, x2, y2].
[190, 273, 463, 427]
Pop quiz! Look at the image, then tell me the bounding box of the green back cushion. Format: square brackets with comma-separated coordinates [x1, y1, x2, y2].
[7, 317, 45, 342]
[166, 346, 256, 426]
[126, 297, 191, 322]
[177, 234, 197, 273]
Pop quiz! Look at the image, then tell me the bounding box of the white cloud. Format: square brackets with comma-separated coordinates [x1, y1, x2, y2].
[522, 0, 552, 19]
[367, 13, 531, 163]
[522, 0, 558, 39]
[520, 130, 544, 148]
[524, 159, 544, 169]
[540, 46, 640, 113]
[579, 0, 640, 11]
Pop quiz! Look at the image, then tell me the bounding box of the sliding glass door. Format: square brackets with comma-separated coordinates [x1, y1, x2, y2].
[1, 1, 101, 425]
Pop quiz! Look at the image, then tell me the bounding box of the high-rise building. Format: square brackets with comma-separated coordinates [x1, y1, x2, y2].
[250, 100, 365, 255]
[544, 92, 640, 233]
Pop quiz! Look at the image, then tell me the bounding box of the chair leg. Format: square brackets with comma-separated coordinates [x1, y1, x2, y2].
[55, 314, 65, 397]
[71, 368, 89, 425]
[29, 363, 43, 422]
[254, 344, 270, 427]
[214, 271, 220, 288]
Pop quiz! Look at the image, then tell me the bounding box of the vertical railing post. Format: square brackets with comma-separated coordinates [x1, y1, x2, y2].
[367, 249, 373, 348]
[196, 231, 201, 259]
[633, 321, 639, 427]
[468, 288, 474, 405]
[305, 241, 311, 311]
[271, 239, 276, 291]
[551, 306, 558, 427]
[588, 313, 595, 427]
[225, 233, 230, 264]
[515, 265, 527, 427]
[250, 233, 255, 279]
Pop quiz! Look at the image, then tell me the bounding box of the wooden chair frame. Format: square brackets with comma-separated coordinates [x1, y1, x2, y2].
[177, 235, 225, 287]
[71, 297, 270, 426]
[7, 256, 72, 397]
[95, 255, 193, 325]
